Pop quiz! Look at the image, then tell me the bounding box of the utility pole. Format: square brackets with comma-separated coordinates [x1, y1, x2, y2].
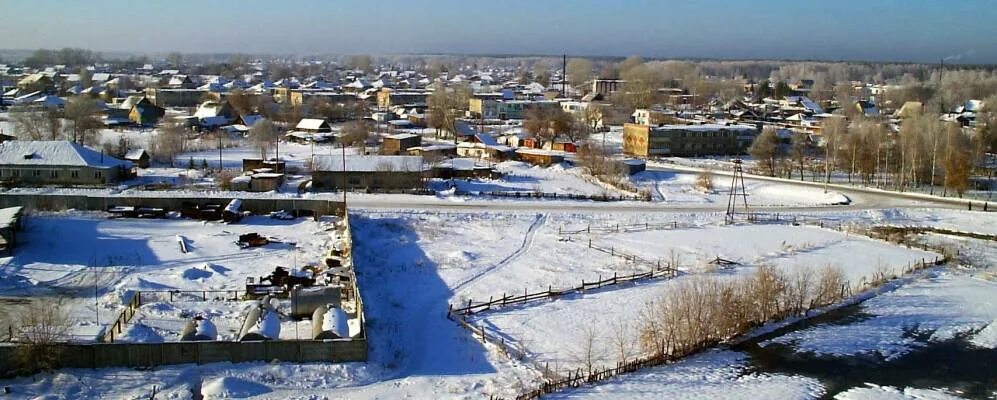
[218, 134, 223, 170]
[725, 159, 749, 225]
[562, 54, 567, 98]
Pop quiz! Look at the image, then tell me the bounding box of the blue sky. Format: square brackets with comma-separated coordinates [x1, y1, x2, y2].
[1, 0, 995, 63]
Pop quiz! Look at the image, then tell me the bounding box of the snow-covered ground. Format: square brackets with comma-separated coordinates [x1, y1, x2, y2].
[761, 234, 997, 360]
[547, 350, 825, 400]
[0, 207, 991, 399]
[833, 384, 966, 400]
[0, 212, 333, 341]
[468, 223, 938, 372]
[632, 170, 850, 206]
[434, 161, 623, 198]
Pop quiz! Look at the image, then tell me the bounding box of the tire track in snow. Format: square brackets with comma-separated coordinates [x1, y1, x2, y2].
[451, 213, 547, 293]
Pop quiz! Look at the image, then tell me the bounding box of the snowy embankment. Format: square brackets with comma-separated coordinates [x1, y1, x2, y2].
[545, 350, 825, 400]
[762, 235, 997, 359]
[833, 384, 965, 400]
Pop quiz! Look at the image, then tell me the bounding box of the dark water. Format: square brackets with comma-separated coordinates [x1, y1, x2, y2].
[734, 304, 997, 399]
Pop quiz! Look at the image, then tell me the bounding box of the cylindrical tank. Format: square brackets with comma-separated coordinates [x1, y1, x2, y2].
[311, 304, 349, 339]
[180, 316, 218, 341]
[290, 285, 342, 318]
[238, 303, 281, 341]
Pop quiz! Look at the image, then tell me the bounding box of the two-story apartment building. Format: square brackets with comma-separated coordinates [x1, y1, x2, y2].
[622, 123, 758, 158]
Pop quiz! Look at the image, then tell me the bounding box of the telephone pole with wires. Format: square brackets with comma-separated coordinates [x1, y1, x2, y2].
[725, 159, 750, 224]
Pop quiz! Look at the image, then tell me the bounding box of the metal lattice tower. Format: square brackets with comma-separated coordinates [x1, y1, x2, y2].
[725, 159, 749, 224]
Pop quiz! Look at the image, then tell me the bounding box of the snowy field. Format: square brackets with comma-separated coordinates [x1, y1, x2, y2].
[632, 170, 850, 206]
[468, 223, 938, 371]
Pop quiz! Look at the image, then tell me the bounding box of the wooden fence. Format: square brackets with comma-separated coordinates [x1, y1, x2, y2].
[455, 190, 650, 202]
[449, 265, 678, 317]
[469, 218, 953, 399]
[102, 292, 141, 343]
[494, 251, 950, 400]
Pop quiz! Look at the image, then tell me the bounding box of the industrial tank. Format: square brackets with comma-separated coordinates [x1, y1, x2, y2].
[311, 304, 349, 339]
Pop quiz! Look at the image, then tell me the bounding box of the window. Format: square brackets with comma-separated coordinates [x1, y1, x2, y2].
[71, 170, 79, 178]
[94, 171, 102, 179]
[50, 170, 58, 178]
[348, 175, 361, 186]
[11, 170, 19, 177]
[33, 170, 41, 177]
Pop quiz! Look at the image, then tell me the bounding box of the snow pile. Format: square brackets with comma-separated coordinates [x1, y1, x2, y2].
[194, 318, 219, 341]
[201, 376, 273, 399]
[321, 306, 350, 338]
[834, 384, 964, 400]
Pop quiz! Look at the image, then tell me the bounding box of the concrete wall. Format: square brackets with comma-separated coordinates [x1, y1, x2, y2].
[0, 193, 345, 218]
[0, 339, 368, 377]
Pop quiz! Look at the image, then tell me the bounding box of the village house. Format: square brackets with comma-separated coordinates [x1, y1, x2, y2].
[515, 148, 564, 167]
[375, 88, 429, 110]
[311, 155, 426, 192]
[124, 148, 150, 168]
[468, 98, 560, 120]
[144, 88, 211, 107]
[0, 140, 135, 186]
[124, 96, 165, 126]
[591, 79, 624, 96]
[295, 118, 333, 133]
[0, 206, 23, 256]
[622, 123, 758, 158]
[194, 100, 237, 128]
[381, 133, 422, 155]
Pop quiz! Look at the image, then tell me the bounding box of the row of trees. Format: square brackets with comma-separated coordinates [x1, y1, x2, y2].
[748, 113, 987, 197]
[638, 265, 849, 358]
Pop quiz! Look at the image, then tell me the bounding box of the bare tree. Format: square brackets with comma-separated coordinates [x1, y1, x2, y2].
[749, 126, 781, 176]
[341, 120, 372, 154]
[9, 105, 63, 140]
[248, 119, 279, 159]
[63, 96, 103, 145]
[427, 83, 469, 140]
[566, 58, 594, 89]
[11, 300, 72, 373]
[790, 131, 809, 181]
[941, 124, 975, 197]
[151, 122, 189, 166]
[821, 117, 847, 191]
[612, 319, 633, 363]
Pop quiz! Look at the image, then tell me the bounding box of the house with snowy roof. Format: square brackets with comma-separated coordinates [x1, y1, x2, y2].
[310, 155, 426, 192]
[0, 140, 135, 186]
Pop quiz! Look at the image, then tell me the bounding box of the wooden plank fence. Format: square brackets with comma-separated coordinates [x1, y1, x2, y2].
[102, 292, 141, 343]
[449, 265, 678, 317]
[455, 190, 650, 202]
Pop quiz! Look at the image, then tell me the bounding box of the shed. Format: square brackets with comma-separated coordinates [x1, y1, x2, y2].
[124, 148, 150, 168]
[381, 133, 422, 155]
[250, 173, 284, 192]
[516, 149, 564, 167]
[0, 206, 23, 256]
